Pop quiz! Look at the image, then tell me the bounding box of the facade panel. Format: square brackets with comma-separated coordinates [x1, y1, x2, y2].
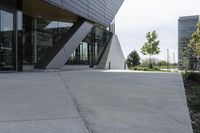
[44, 0, 124, 26]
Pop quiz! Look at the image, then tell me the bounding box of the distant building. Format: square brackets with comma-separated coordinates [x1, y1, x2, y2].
[178, 15, 200, 69]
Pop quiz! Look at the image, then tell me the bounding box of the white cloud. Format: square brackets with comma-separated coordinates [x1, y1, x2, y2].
[115, 0, 200, 62]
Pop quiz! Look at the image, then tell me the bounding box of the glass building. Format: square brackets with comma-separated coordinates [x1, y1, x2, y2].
[0, 0, 125, 71]
[178, 15, 200, 70]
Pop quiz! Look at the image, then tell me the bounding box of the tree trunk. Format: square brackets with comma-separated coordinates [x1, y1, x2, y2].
[149, 55, 152, 68]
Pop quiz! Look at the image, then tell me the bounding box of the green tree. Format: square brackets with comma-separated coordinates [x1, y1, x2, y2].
[157, 60, 167, 66]
[141, 31, 160, 68]
[126, 50, 140, 68]
[182, 46, 190, 70]
[140, 59, 150, 67]
[188, 22, 200, 71]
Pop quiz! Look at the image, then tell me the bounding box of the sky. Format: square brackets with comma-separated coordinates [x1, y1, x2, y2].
[115, 0, 200, 63]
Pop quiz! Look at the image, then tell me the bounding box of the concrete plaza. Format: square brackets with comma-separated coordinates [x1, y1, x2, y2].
[0, 70, 193, 133]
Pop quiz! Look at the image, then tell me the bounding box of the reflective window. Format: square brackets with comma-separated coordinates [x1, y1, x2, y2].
[23, 15, 74, 64]
[66, 26, 113, 66]
[0, 10, 14, 69]
[35, 19, 74, 63]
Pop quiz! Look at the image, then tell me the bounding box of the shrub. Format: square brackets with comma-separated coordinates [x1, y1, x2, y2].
[143, 68, 148, 71]
[127, 50, 140, 68]
[184, 72, 200, 82]
[190, 99, 200, 111]
[154, 68, 160, 71]
[192, 86, 200, 95]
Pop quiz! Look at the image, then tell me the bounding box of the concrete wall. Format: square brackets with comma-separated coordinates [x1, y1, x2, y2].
[97, 34, 125, 69]
[62, 65, 92, 71]
[43, 0, 124, 26]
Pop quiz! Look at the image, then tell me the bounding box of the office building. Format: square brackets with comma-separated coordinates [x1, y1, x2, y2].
[0, 0, 125, 71]
[178, 15, 199, 69]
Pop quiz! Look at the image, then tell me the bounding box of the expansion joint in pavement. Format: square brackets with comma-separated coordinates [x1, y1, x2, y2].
[0, 117, 80, 123]
[57, 72, 94, 133]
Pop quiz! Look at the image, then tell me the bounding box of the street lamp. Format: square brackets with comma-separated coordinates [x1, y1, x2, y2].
[166, 49, 169, 69]
[173, 52, 175, 69]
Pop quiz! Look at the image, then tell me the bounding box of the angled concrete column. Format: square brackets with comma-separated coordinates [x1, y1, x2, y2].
[46, 21, 93, 69]
[97, 34, 125, 69]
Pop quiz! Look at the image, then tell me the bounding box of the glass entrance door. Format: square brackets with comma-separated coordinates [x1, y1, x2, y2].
[0, 9, 15, 70]
[88, 44, 94, 68]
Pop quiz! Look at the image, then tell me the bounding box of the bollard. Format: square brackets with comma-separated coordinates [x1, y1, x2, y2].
[124, 62, 127, 70]
[109, 62, 111, 70]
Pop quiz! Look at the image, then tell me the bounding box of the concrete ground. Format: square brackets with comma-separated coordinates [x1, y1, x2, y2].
[0, 70, 193, 133]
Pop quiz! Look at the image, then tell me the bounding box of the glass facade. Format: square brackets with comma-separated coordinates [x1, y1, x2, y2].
[0, 0, 115, 71]
[66, 26, 113, 67]
[68, 42, 88, 65]
[108, 19, 115, 33]
[0, 0, 23, 71]
[0, 9, 15, 70]
[178, 16, 199, 69]
[23, 15, 75, 65]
